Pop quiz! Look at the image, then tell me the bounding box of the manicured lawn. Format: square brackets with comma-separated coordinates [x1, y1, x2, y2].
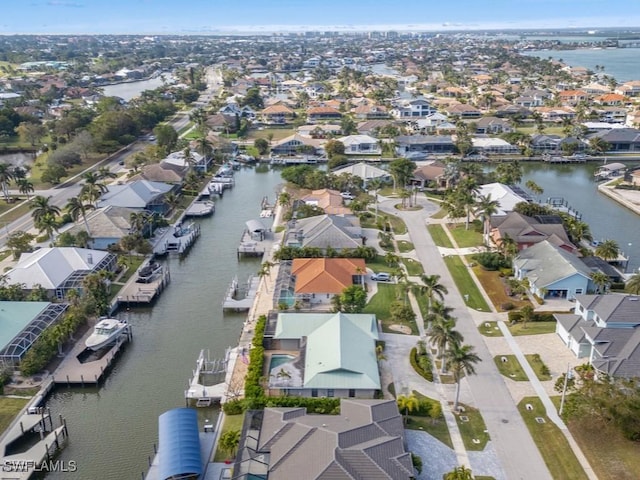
[517, 126, 565, 135]
[568, 417, 640, 480]
[430, 208, 448, 219]
[526, 354, 552, 381]
[455, 403, 490, 451]
[518, 397, 588, 480]
[0, 397, 29, 435]
[366, 255, 397, 275]
[246, 127, 295, 141]
[363, 283, 418, 335]
[472, 267, 532, 312]
[213, 414, 244, 462]
[0, 200, 31, 223]
[403, 258, 424, 276]
[443, 256, 491, 312]
[397, 240, 414, 253]
[478, 321, 503, 337]
[508, 321, 557, 336]
[494, 355, 528, 381]
[448, 223, 484, 248]
[427, 224, 453, 248]
[406, 415, 453, 449]
[379, 187, 397, 197]
[385, 213, 407, 235]
[116, 256, 146, 284]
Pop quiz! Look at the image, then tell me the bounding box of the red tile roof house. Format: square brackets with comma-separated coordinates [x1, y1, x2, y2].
[557, 89, 589, 106]
[307, 106, 342, 123]
[290, 258, 366, 308]
[302, 188, 352, 215]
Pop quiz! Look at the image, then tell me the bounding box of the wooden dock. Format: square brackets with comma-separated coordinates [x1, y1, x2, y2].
[51, 325, 132, 386]
[111, 265, 171, 312]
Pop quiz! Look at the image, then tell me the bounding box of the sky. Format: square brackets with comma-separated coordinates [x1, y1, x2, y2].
[2, 0, 640, 34]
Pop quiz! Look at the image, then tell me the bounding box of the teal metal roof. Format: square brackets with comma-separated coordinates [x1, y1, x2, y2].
[275, 312, 380, 391]
[0, 302, 50, 349]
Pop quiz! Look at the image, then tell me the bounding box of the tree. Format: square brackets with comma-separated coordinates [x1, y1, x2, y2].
[590, 271, 610, 294]
[418, 274, 448, 319]
[446, 343, 481, 411]
[153, 123, 178, 153]
[30, 195, 61, 226]
[82, 272, 111, 316]
[595, 239, 619, 262]
[389, 158, 416, 191]
[81, 171, 109, 206]
[397, 394, 419, 423]
[444, 466, 474, 480]
[332, 285, 367, 313]
[367, 178, 384, 220]
[474, 193, 499, 242]
[520, 304, 534, 329]
[0, 163, 14, 202]
[430, 315, 463, 372]
[66, 196, 95, 235]
[15, 121, 46, 146]
[525, 180, 544, 197]
[37, 213, 59, 245]
[218, 429, 241, 459]
[626, 273, 640, 295]
[254, 138, 269, 156]
[6, 231, 35, 260]
[324, 139, 345, 160]
[494, 160, 523, 184]
[97, 166, 117, 181]
[16, 178, 34, 200]
[588, 137, 610, 155]
[240, 87, 264, 110]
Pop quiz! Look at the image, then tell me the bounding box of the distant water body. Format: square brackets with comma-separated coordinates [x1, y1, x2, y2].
[521, 48, 640, 82]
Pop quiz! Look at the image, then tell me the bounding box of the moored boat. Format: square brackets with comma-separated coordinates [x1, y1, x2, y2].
[85, 318, 128, 351]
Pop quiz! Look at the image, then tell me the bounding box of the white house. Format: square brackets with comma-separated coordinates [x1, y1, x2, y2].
[336, 135, 381, 155]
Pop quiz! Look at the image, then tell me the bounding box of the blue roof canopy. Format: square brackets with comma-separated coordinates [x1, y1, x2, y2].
[158, 408, 202, 480]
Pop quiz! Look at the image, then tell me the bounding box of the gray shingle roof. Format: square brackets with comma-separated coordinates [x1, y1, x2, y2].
[514, 240, 592, 288]
[96, 180, 173, 209]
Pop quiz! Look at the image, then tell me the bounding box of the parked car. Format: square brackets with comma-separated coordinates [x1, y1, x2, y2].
[371, 272, 391, 282]
[340, 192, 355, 200]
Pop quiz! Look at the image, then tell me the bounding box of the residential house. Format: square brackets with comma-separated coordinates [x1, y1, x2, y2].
[337, 134, 381, 155]
[271, 134, 324, 156]
[4, 247, 117, 300]
[446, 103, 481, 119]
[534, 107, 576, 122]
[307, 106, 342, 123]
[514, 89, 551, 108]
[555, 294, 640, 378]
[513, 240, 594, 300]
[357, 119, 395, 136]
[205, 113, 236, 133]
[285, 214, 362, 250]
[297, 124, 341, 138]
[260, 104, 295, 124]
[476, 183, 531, 215]
[395, 135, 455, 155]
[302, 189, 352, 215]
[233, 398, 413, 479]
[265, 312, 381, 398]
[558, 89, 589, 106]
[471, 137, 519, 155]
[594, 93, 627, 106]
[352, 104, 389, 119]
[290, 258, 366, 307]
[390, 98, 437, 119]
[490, 211, 577, 253]
[96, 180, 175, 215]
[596, 107, 627, 124]
[475, 116, 513, 134]
[412, 161, 452, 189]
[137, 161, 188, 185]
[589, 128, 640, 152]
[615, 80, 640, 97]
[64, 206, 137, 250]
[410, 112, 451, 133]
[332, 162, 391, 186]
[163, 149, 212, 173]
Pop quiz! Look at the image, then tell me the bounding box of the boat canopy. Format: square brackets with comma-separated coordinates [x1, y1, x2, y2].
[246, 219, 266, 233]
[158, 408, 202, 480]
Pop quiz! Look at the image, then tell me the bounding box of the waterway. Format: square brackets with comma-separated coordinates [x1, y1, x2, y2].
[101, 75, 173, 102]
[521, 162, 640, 272]
[521, 47, 640, 82]
[45, 166, 283, 479]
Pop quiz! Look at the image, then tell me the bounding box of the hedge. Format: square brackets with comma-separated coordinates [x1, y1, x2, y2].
[223, 395, 341, 415]
[410, 347, 434, 382]
[507, 311, 559, 323]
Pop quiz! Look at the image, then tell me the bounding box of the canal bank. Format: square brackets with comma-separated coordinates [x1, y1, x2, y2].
[43, 167, 283, 480]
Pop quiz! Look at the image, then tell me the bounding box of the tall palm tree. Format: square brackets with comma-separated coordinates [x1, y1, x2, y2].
[590, 271, 610, 294]
[595, 239, 619, 262]
[626, 273, 640, 295]
[16, 178, 34, 200]
[396, 394, 419, 424]
[367, 178, 384, 220]
[430, 316, 463, 373]
[30, 195, 61, 226]
[0, 163, 14, 202]
[474, 193, 500, 243]
[418, 274, 448, 319]
[446, 343, 481, 411]
[444, 466, 475, 480]
[66, 195, 95, 235]
[38, 213, 59, 245]
[97, 166, 117, 182]
[81, 171, 109, 206]
[497, 233, 518, 258]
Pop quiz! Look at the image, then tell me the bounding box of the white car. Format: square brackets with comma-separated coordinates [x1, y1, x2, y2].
[371, 272, 391, 282]
[340, 192, 355, 200]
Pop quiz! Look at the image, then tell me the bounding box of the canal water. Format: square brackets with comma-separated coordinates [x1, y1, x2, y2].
[521, 162, 640, 272]
[45, 166, 283, 479]
[101, 75, 173, 102]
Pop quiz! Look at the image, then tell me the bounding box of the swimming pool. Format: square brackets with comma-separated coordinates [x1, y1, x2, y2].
[269, 354, 295, 370]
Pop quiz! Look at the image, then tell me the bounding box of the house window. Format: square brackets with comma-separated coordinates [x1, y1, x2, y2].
[575, 289, 583, 295]
[327, 389, 335, 398]
[311, 389, 318, 398]
[348, 389, 356, 398]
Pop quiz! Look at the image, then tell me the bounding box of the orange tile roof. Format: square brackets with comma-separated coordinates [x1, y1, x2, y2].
[291, 258, 366, 294]
[261, 104, 295, 114]
[302, 189, 352, 215]
[307, 106, 342, 115]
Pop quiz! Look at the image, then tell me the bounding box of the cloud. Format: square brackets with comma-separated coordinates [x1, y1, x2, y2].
[47, 1, 85, 7]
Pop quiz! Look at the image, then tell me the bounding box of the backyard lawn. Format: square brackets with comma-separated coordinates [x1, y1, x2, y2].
[246, 127, 295, 141]
[406, 415, 453, 449]
[0, 397, 29, 435]
[366, 255, 397, 275]
[508, 321, 557, 336]
[427, 224, 453, 248]
[363, 283, 418, 335]
[518, 397, 588, 480]
[448, 223, 483, 248]
[454, 404, 490, 451]
[494, 355, 528, 381]
[472, 266, 531, 312]
[443, 256, 490, 312]
[213, 414, 244, 462]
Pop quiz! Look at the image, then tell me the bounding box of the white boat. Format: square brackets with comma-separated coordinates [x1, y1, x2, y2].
[85, 318, 128, 351]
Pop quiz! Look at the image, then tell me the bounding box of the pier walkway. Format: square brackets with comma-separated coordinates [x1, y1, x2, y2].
[222, 276, 260, 311]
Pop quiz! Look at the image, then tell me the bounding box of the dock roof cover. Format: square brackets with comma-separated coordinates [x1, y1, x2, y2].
[158, 408, 202, 480]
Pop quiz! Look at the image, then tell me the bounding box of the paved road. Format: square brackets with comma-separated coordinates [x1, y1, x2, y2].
[379, 196, 553, 480]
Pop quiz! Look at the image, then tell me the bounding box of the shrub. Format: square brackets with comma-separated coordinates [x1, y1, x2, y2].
[533, 294, 544, 305]
[222, 399, 245, 415]
[472, 252, 510, 271]
[410, 347, 433, 382]
[508, 311, 557, 323]
[501, 302, 515, 311]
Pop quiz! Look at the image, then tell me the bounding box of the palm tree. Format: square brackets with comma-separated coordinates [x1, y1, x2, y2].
[396, 394, 419, 424]
[0, 163, 14, 202]
[129, 211, 152, 236]
[66, 196, 95, 235]
[16, 178, 34, 200]
[474, 193, 499, 243]
[97, 166, 117, 182]
[590, 271, 610, 294]
[525, 180, 544, 198]
[367, 178, 384, 220]
[626, 273, 640, 295]
[595, 239, 619, 262]
[81, 171, 109, 206]
[37, 213, 59, 245]
[430, 316, 463, 373]
[30, 195, 61, 226]
[446, 343, 481, 411]
[444, 466, 475, 480]
[418, 274, 448, 319]
[497, 233, 518, 258]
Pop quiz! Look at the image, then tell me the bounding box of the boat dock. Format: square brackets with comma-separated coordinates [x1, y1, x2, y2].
[184, 349, 231, 406]
[111, 263, 171, 311]
[51, 324, 132, 386]
[0, 406, 69, 480]
[153, 222, 201, 255]
[184, 200, 215, 217]
[222, 276, 260, 311]
[543, 196, 583, 220]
